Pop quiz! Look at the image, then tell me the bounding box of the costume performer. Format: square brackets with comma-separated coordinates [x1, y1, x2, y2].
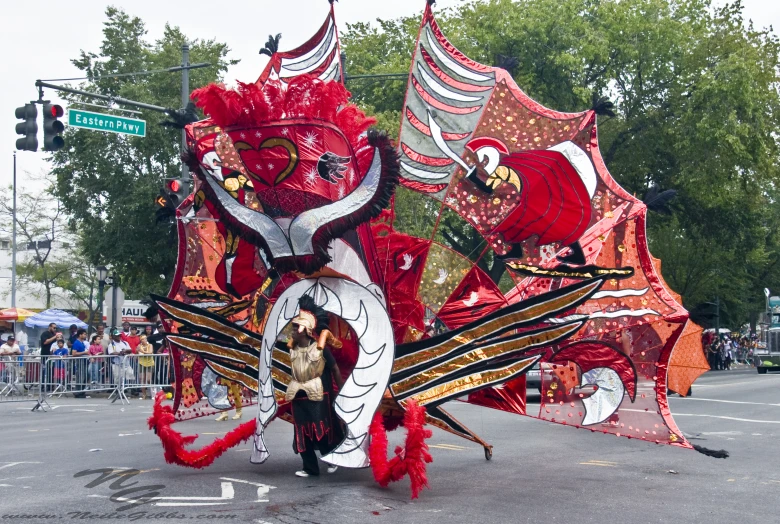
[285, 297, 344, 477]
[215, 380, 242, 421]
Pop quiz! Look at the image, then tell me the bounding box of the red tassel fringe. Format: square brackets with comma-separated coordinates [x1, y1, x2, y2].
[147, 391, 256, 468]
[190, 75, 375, 149]
[368, 399, 433, 499]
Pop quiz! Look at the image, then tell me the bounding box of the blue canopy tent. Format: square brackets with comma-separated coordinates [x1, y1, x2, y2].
[24, 309, 88, 330]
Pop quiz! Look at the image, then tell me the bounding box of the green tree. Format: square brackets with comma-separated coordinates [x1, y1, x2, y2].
[50, 7, 236, 298]
[341, 0, 780, 328]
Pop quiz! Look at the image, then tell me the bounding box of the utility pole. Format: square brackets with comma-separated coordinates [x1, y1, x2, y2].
[181, 44, 190, 194]
[11, 152, 17, 308]
[715, 295, 720, 336]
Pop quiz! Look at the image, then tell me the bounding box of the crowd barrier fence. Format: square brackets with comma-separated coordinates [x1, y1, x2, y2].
[0, 353, 172, 409]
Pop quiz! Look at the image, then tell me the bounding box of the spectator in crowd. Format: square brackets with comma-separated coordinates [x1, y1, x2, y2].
[52, 338, 68, 388]
[40, 323, 58, 357]
[136, 335, 154, 399]
[0, 335, 21, 384]
[107, 329, 132, 390]
[88, 334, 104, 386]
[122, 321, 131, 336]
[122, 326, 141, 353]
[143, 325, 154, 339]
[14, 329, 27, 355]
[67, 324, 79, 349]
[70, 328, 89, 397]
[95, 324, 110, 352]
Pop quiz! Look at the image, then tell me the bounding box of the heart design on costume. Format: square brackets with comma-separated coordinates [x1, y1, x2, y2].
[235, 137, 298, 186]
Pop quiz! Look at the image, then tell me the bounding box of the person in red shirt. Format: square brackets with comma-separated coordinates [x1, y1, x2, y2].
[122, 326, 141, 352]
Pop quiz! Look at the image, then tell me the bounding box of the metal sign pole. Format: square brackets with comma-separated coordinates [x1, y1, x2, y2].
[11, 152, 17, 308]
[181, 44, 190, 194]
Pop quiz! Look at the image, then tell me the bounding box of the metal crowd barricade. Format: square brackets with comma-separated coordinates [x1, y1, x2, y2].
[1, 352, 173, 409]
[0, 355, 42, 403]
[121, 353, 172, 402]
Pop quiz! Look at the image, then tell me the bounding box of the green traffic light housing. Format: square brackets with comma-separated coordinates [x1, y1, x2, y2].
[42, 103, 65, 152]
[14, 104, 38, 151]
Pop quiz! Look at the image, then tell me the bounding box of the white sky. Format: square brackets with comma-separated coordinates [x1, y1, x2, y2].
[2, 0, 778, 191]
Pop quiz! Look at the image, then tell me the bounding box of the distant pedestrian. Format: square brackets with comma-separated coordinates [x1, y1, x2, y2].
[122, 326, 141, 352]
[71, 328, 89, 397]
[0, 336, 21, 384]
[136, 335, 154, 400]
[107, 329, 132, 388]
[88, 334, 104, 386]
[52, 339, 68, 387]
[95, 324, 110, 352]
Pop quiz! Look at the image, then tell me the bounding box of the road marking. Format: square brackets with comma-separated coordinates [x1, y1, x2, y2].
[220, 477, 275, 502]
[88, 481, 236, 507]
[673, 413, 780, 424]
[429, 443, 468, 451]
[670, 397, 780, 407]
[580, 460, 617, 467]
[202, 432, 227, 436]
[118, 431, 143, 437]
[696, 377, 780, 388]
[72, 409, 96, 412]
[0, 462, 41, 471]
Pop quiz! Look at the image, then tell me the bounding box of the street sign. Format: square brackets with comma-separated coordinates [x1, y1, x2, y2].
[67, 108, 146, 137]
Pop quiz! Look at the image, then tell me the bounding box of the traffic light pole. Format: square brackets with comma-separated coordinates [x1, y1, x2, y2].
[11, 152, 17, 308]
[181, 44, 191, 194]
[35, 81, 170, 113]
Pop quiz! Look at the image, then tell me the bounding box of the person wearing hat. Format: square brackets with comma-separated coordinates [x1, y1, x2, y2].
[284, 296, 345, 478]
[0, 335, 21, 385]
[107, 328, 132, 389]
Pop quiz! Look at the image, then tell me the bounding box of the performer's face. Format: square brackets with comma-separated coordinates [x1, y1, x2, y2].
[291, 324, 310, 345]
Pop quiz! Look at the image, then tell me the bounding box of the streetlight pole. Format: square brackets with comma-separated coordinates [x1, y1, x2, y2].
[95, 266, 107, 332]
[11, 152, 17, 308]
[111, 272, 119, 330]
[181, 43, 190, 194]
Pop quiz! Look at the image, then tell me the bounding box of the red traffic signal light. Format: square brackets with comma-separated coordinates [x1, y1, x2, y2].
[42, 103, 65, 152]
[167, 179, 181, 193]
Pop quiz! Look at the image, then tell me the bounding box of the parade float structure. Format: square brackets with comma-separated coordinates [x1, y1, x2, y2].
[148, 0, 720, 499]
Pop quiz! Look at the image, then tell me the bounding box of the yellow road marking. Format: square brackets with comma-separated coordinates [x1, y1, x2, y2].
[579, 460, 618, 467]
[429, 444, 468, 451]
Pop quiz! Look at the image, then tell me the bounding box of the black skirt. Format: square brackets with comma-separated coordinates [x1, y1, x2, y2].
[291, 363, 344, 454]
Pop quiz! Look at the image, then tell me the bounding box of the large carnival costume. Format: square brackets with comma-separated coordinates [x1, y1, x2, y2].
[148, 0, 722, 500]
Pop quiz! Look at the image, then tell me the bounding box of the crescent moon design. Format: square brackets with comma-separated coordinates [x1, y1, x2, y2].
[260, 137, 299, 184]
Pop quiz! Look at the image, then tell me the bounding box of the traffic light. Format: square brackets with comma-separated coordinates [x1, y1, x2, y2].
[42, 103, 65, 152]
[15, 104, 38, 151]
[166, 178, 187, 207]
[155, 179, 187, 222]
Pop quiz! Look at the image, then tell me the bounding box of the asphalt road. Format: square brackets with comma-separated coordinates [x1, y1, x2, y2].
[1, 368, 779, 524]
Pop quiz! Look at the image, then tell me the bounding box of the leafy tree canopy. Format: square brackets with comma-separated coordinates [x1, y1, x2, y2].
[341, 0, 780, 329]
[51, 7, 237, 298]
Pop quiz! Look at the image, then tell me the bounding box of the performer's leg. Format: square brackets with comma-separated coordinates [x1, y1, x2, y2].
[230, 381, 242, 419]
[300, 438, 320, 476]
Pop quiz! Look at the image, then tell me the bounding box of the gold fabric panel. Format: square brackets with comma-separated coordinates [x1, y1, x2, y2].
[392, 280, 599, 373]
[168, 335, 257, 368]
[207, 361, 258, 393]
[159, 301, 261, 349]
[392, 323, 579, 395]
[410, 357, 536, 406]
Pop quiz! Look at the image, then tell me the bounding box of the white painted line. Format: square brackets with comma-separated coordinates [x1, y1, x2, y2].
[220, 477, 275, 502]
[0, 462, 41, 471]
[88, 481, 235, 507]
[673, 413, 780, 424]
[670, 397, 780, 407]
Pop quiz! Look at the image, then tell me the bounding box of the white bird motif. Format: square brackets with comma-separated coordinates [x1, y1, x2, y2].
[433, 268, 448, 284]
[400, 253, 413, 270]
[462, 291, 479, 307]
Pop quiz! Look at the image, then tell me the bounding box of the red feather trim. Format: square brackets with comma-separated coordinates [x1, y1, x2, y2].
[147, 392, 255, 468]
[368, 399, 433, 499]
[191, 74, 374, 151]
